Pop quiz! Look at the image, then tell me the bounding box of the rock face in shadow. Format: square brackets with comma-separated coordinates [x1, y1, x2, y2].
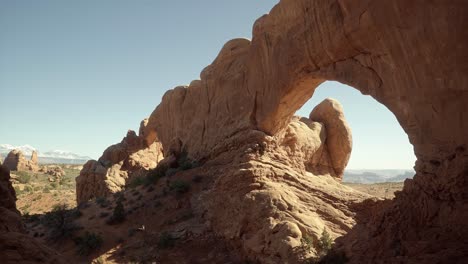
[137, 0, 468, 262]
[0, 165, 65, 263]
[3, 149, 39, 172]
[76, 119, 164, 204]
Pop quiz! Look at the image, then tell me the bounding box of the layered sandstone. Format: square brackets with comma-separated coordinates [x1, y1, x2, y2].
[75, 119, 164, 203]
[3, 150, 39, 172]
[138, 0, 468, 262]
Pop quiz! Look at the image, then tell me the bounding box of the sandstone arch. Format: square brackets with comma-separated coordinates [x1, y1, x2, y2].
[141, 0, 468, 262]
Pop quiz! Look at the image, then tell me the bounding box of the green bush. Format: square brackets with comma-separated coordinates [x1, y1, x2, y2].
[165, 168, 181, 177]
[300, 235, 314, 254]
[13, 186, 22, 196]
[41, 204, 81, 241]
[17, 171, 31, 184]
[317, 229, 333, 256]
[75, 232, 103, 256]
[144, 169, 162, 185]
[158, 232, 175, 249]
[106, 197, 125, 225]
[24, 185, 33, 193]
[95, 197, 108, 207]
[318, 250, 348, 264]
[169, 180, 190, 194]
[128, 176, 145, 188]
[177, 151, 199, 170]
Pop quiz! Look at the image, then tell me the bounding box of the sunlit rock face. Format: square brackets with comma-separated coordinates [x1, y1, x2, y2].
[3, 150, 39, 172]
[138, 0, 468, 262]
[76, 119, 164, 204]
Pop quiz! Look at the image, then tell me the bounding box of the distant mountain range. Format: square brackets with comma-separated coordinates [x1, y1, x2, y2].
[343, 169, 415, 184]
[0, 144, 92, 165]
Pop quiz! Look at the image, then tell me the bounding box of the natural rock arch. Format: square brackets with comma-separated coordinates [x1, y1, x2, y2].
[141, 0, 468, 262]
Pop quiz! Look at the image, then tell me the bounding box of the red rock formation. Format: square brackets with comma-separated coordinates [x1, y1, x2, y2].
[3, 149, 39, 172]
[0, 165, 65, 263]
[75, 119, 164, 203]
[138, 0, 468, 262]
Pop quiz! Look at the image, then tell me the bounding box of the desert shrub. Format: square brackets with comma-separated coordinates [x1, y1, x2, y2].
[165, 167, 180, 177]
[144, 166, 165, 186]
[50, 182, 58, 189]
[317, 229, 333, 256]
[69, 208, 83, 219]
[169, 180, 190, 194]
[318, 250, 348, 264]
[300, 235, 314, 255]
[177, 151, 199, 170]
[95, 197, 108, 207]
[99, 212, 109, 218]
[158, 232, 175, 249]
[128, 227, 137, 237]
[75, 232, 103, 256]
[13, 186, 22, 196]
[41, 204, 81, 241]
[43, 186, 51, 193]
[106, 197, 125, 225]
[24, 213, 41, 223]
[192, 175, 203, 183]
[23, 185, 33, 193]
[16, 171, 31, 184]
[128, 176, 145, 188]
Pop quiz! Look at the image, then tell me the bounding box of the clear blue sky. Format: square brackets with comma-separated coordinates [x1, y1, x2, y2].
[0, 0, 415, 169]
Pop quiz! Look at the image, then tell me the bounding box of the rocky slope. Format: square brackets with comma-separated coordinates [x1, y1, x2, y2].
[2, 0, 467, 263]
[0, 165, 65, 263]
[76, 119, 164, 203]
[137, 0, 467, 262]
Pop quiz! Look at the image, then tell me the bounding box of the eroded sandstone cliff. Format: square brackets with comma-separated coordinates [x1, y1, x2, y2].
[76, 119, 164, 203]
[72, 0, 468, 262]
[137, 0, 468, 262]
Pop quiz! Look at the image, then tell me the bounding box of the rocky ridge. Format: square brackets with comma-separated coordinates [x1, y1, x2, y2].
[75, 119, 164, 203]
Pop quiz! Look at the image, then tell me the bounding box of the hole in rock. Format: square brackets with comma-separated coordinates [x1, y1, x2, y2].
[295, 81, 416, 199]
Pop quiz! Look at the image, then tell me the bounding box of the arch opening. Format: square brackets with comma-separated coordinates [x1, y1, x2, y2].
[293, 81, 416, 198]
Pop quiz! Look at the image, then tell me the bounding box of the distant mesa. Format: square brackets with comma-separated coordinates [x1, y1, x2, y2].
[343, 169, 415, 184]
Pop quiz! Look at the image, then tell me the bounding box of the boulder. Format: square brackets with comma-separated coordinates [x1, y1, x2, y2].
[40, 165, 66, 180]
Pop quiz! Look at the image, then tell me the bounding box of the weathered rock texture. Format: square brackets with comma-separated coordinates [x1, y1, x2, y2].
[76, 119, 164, 203]
[3, 150, 39, 172]
[40, 165, 66, 181]
[137, 0, 468, 262]
[0, 165, 65, 263]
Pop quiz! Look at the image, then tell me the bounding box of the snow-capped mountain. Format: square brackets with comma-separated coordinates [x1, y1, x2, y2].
[0, 144, 37, 156]
[0, 144, 92, 164]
